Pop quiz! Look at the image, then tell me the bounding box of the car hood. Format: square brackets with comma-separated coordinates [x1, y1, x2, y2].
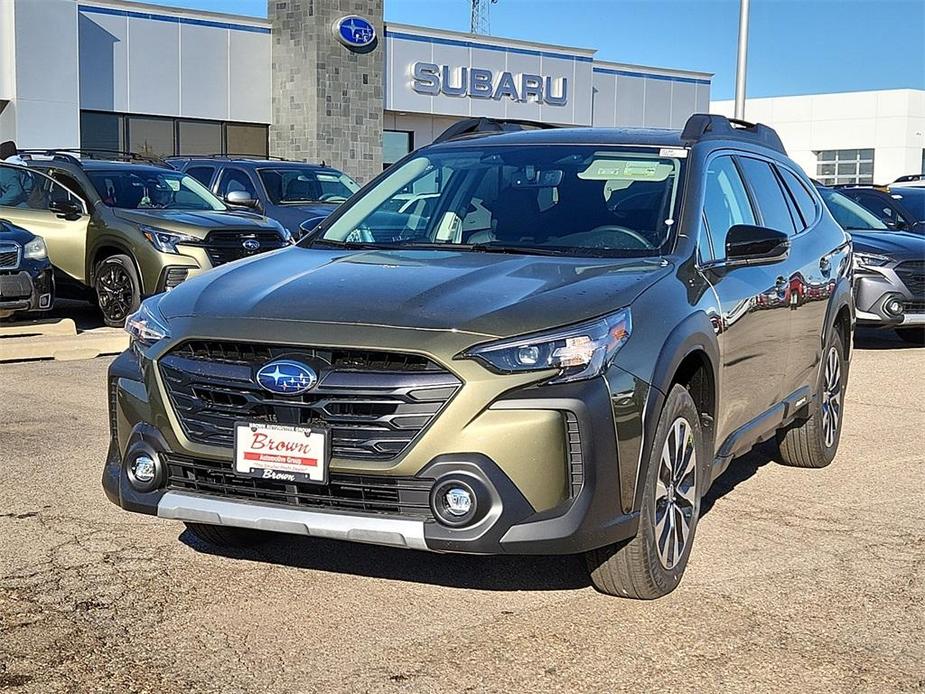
[158, 247, 671, 339]
[267, 202, 338, 235]
[0, 219, 37, 244]
[849, 230, 925, 259]
[113, 208, 280, 238]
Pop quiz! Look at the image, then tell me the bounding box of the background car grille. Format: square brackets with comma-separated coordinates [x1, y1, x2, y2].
[159, 340, 461, 461]
[0, 243, 21, 270]
[165, 453, 434, 518]
[201, 230, 288, 267]
[896, 260, 925, 297]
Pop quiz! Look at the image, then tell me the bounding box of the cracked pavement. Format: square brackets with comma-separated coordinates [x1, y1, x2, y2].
[0, 329, 923, 693]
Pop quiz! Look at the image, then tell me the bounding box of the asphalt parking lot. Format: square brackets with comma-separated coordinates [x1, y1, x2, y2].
[0, 329, 922, 694]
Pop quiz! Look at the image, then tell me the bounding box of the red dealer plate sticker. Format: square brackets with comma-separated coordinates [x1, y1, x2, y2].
[234, 422, 329, 484]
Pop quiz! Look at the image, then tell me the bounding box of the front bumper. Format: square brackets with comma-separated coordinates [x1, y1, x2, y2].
[103, 334, 650, 555]
[0, 268, 54, 313]
[854, 268, 924, 326]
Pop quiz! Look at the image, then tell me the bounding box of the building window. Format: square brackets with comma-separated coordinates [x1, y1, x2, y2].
[80, 110, 269, 159]
[816, 149, 874, 186]
[128, 116, 176, 159]
[80, 112, 124, 152]
[383, 130, 413, 170]
[178, 121, 223, 156]
[226, 124, 268, 157]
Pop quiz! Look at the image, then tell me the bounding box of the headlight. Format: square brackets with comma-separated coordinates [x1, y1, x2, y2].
[125, 294, 170, 348]
[461, 309, 632, 384]
[853, 252, 890, 270]
[140, 225, 200, 254]
[23, 237, 47, 260]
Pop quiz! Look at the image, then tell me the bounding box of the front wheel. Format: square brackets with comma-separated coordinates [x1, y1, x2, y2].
[776, 328, 847, 468]
[585, 384, 704, 599]
[95, 254, 140, 327]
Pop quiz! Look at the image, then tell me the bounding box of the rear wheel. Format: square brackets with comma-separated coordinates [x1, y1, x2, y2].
[585, 384, 703, 599]
[895, 327, 925, 346]
[776, 329, 846, 468]
[95, 254, 140, 327]
[184, 522, 272, 548]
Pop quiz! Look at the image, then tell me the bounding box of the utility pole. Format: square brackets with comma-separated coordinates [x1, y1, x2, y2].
[470, 0, 498, 35]
[734, 0, 750, 119]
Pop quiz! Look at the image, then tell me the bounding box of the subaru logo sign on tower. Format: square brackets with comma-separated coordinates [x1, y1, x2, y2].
[333, 15, 377, 53]
[256, 360, 318, 395]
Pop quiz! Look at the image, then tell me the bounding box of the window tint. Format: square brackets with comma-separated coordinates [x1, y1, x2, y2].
[0, 164, 83, 212]
[217, 168, 256, 198]
[779, 169, 817, 229]
[186, 166, 216, 187]
[737, 157, 796, 235]
[702, 156, 756, 260]
[49, 171, 89, 201]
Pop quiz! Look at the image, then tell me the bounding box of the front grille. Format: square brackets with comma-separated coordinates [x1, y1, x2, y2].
[0, 271, 31, 299]
[0, 243, 21, 270]
[896, 260, 925, 297]
[165, 454, 434, 518]
[163, 266, 189, 290]
[200, 230, 287, 267]
[159, 340, 461, 461]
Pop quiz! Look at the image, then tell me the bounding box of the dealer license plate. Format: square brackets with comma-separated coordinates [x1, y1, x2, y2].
[234, 422, 329, 484]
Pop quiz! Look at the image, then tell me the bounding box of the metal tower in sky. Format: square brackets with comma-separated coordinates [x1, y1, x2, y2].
[470, 0, 498, 35]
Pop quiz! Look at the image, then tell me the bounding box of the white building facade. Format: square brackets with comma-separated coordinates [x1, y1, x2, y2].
[712, 90, 925, 186]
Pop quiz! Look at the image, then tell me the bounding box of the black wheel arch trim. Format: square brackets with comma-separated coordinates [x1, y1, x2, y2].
[90, 240, 146, 294]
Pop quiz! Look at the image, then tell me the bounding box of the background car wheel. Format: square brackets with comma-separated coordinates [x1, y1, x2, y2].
[895, 327, 925, 346]
[585, 384, 704, 599]
[95, 254, 140, 327]
[184, 522, 272, 548]
[776, 328, 847, 468]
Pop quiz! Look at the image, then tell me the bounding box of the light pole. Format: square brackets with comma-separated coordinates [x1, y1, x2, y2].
[734, 0, 750, 120]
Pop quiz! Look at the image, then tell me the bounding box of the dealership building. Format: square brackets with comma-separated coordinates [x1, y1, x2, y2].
[0, 0, 712, 181]
[713, 90, 925, 186]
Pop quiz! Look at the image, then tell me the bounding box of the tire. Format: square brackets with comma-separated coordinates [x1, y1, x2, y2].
[776, 328, 847, 468]
[585, 384, 704, 599]
[94, 254, 141, 327]
[184, 522, 272, 548]
[895, 327, 925, 346]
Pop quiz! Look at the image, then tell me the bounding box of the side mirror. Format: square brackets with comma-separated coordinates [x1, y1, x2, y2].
[224, 190, 258, 208]
[49, 198, 84, 221]
[725, 224, 790, 264]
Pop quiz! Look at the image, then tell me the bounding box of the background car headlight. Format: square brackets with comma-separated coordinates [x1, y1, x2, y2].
[140, 225, 200, 254]
[461, 309, 632, 384]
[23, 237, 47, 260]
[853, 252, 890, 270]
[125, 294, 170, 349]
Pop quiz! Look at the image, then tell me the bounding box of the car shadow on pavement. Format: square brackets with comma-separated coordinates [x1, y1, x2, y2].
[179, 528, 592, 592]
[699, 441, 778, 518]
[854, 327, 921, 351]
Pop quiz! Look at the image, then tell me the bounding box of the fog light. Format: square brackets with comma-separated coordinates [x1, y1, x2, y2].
[885, 298, 904, 316]
[131, 455, 157, 483]
[444, 487, 473, 516]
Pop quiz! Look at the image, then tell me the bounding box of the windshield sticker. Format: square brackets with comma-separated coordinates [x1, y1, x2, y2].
[659, 147, 689, 158]
[578, 159, 674, 182]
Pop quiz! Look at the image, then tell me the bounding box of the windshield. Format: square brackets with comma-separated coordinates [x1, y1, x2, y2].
[259, 168, 359, 204]
[310, 145, 684, 257]
[87, 170, 225, 211]
[818, 187, 889, 231]
[890, 187, 925, 221]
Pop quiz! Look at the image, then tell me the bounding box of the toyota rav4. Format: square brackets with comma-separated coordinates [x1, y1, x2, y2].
[104, 115, 854, 599]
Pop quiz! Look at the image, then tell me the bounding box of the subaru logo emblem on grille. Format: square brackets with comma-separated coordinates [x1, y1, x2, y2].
[242, 239, 260, 251]
[256, 360, 318, 395]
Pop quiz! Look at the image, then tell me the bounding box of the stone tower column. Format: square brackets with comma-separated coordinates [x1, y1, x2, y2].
[269, 0, 384, 182]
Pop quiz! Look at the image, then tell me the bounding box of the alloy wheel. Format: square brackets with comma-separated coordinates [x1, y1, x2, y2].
[820, 346, 842, 448]
[654, 417, 698, 570]
[97, 263, 134, 324]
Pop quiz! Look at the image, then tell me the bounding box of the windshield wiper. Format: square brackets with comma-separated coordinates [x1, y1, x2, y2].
[465, 244, 572, 256]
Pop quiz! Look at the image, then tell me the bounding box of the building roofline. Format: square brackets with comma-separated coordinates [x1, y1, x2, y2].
[78, 0, 270, 28]
[384, 22, 597, 58]
[592, 59, 712, 81]
[712, 87, 925, 103]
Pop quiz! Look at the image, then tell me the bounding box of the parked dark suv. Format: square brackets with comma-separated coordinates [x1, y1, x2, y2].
[168, 156, 359, 239]
[104, 115, 854, 599]
[20, 151, 292, 326]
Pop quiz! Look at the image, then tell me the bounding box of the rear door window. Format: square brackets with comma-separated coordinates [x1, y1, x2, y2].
[778, 168, 818, 230]
[186, 166, 216, 188]
[702, 155, 756, 260]
[737, 157, 797, 235]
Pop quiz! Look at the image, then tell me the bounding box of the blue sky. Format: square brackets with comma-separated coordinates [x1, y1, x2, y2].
[150, 0, 925, 100]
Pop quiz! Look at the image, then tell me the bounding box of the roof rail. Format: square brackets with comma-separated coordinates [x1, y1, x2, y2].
[166, 153, 295, 162]
[18, 148, 174, 169]
[433, 117, 560, 145]
[680, 114, 786, 154]
[893, 174, 925, 183]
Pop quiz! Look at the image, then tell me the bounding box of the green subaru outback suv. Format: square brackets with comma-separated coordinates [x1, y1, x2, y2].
[103, 116, 853, 598]
[8, 151, 291, 326]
